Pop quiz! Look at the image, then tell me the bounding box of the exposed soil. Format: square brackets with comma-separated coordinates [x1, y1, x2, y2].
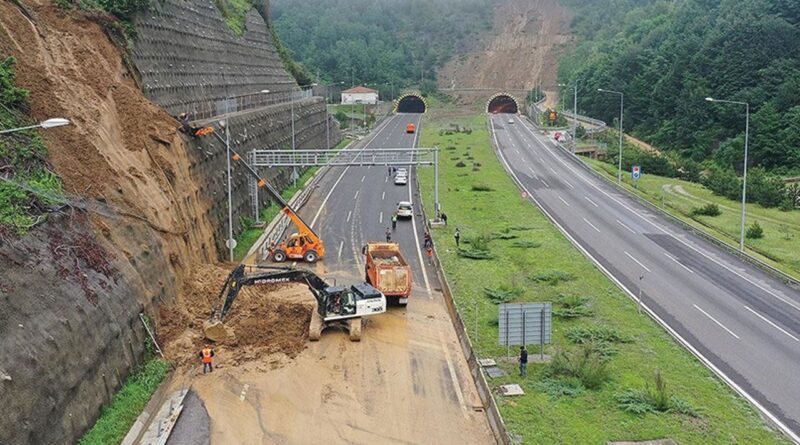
[158, 264, 315, 368]
[438, 0, 572, 102]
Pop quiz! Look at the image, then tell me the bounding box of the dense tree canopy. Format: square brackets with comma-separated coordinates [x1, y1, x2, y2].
[270, 0, 495, 98]
[559, 0, 800, 175]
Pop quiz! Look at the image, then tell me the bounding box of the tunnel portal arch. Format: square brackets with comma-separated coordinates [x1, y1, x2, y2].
[486, 94, 520, 114]
[395, 93, 427, 113]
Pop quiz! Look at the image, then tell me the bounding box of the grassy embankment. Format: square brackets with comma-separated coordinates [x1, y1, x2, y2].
[416, 110, 788, 444]
[584, 158, 800, 279]
[233, 137, 352, 260]
[78, 358, 170, 445]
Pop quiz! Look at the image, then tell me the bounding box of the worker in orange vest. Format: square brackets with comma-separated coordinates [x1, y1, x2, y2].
[199, 344, 215, 374]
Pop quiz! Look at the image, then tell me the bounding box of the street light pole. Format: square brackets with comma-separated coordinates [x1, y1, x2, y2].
[224, 101, 234, 262]
[706, 97, 750, 251]
[0, 118, 70, 135]
[598, 88, 624, 184]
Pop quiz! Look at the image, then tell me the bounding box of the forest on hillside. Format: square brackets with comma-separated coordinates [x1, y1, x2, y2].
[558, 0, 800, 177]
[270, 0, 495, 97]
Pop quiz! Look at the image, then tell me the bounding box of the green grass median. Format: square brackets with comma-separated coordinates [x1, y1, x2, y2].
[416, 110, 788, 444]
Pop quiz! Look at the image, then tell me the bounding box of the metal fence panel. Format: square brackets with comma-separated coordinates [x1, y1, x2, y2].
[498, 303, 552, 346]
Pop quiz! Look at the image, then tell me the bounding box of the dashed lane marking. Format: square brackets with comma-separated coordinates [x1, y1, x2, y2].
[694, 304, 740, 339]
[625, 251, 651, 272]
[583, 217, 601, 233]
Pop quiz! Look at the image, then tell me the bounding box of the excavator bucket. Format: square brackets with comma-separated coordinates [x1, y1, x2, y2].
[203, 319, 230, 342]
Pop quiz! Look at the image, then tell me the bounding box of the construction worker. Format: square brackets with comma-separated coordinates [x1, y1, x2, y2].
[440, 212, 448, 226]
[178, 112, 199, 138]
[391, 212, 398, 230]
[385, 227, 392, 242]
[423, 232, 432, 250]
[199, 344, 215, 374]
[426, 245, 434, 266]
[454, 228, 461, 248]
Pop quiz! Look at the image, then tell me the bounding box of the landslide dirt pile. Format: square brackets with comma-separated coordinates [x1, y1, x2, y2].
[0, 1, 217, 442]
[438, 0, 572, 100]
[159, 264, 315, 367]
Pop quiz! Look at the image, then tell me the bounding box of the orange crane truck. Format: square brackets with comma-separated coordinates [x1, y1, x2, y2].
[363, 242, 412, 305]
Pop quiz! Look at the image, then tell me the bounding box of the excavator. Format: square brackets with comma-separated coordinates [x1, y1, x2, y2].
[204, 264, 387, 342]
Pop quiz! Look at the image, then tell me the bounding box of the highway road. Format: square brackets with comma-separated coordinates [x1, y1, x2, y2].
[190, 114, 494, 444]
[492, 113, 800, 442]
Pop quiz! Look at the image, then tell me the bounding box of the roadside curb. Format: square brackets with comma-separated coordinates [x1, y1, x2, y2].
[121, 371, 186, 445]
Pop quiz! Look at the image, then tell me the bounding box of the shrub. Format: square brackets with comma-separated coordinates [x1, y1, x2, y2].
[690, 203, 721, 217]
[546, 346, 610, 390]
[455, 161, 467, 168]
[484, 286, 523, 304]
[746, 221, 764, 239]
[616, 370, 699, 417]
[566, 325, 631, 345]
[457, 249, 494, 259]
[534, 377, 585, 400]
[492, 228, 518, 240]
[530, 270, 575, 285]
[511, 241, 541, 248]
[553, 294, 594, 318]
[471, 184, 494, 192]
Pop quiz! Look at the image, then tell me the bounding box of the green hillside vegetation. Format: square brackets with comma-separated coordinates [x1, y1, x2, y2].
[270, 0, 495, 95]
[559, 0, 800, 176]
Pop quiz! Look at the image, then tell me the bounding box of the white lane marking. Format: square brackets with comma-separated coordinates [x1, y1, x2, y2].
[584, 196, 599, 207]
[528, 166, 535, 174]
[694, 304, 740, 339]
[239, 384, 250, 402]
[490, 117, 800, 444]
[558, 196, 570, 207]
[549, 167, 557, 174]
[337, 240, 344, 259]
[583, 217, 601, 233]
[310, 116, 397, 227]
[616, 219, 636, 234]
[522, 157, 527, 164]
[539, 156, 545, 162]
[625, 251, 651, 272]
[380, 212, 383, 224]
[664, 252, 694, 274]
[406, 117, 431, 295]
[385, 176, 388, 183]
[436, 328, 469, 417]
[563, 179, 575, 189]
[744, 306, 800, 342]
[346, 210, 352, 222]
[382, 191, 385, 200]
[361, 175, 366, 182]
[516, 118, 800, 314]
[354, 190, 359, 200]
[540, 178, 550, 188]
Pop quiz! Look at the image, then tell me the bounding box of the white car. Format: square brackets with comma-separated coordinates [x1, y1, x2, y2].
[396, 201, 413, 218]
[508, 118, 515, 124]
[394, 174, 408, 185]
[396, 168, 408, 176]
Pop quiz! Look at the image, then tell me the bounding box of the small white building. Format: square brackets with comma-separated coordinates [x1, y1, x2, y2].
[341, 86, 379, 105]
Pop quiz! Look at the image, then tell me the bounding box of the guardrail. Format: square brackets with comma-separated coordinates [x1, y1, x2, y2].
[414, 174, 513, 445]
[531, 101, 607, 135]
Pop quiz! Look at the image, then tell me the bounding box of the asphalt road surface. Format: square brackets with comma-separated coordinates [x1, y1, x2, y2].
[188, 114, 493, 444]
[492, 113, 800, 442]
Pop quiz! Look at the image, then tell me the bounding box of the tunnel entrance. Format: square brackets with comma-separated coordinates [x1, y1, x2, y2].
[487, 94, 519, 114]
[395, 93, 427, 113]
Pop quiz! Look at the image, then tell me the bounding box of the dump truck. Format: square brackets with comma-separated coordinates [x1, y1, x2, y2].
[363, 242, 412, 305]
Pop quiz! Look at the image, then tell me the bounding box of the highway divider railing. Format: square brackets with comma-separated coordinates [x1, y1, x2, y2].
[414, 176, 513, 445]
[545, 128, 800, 291]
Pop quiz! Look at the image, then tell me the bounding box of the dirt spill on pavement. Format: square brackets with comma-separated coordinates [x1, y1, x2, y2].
[158, 264, 315, 368]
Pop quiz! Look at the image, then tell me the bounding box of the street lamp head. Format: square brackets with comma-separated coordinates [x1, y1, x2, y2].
[260, 89, 270, 94]
[705, 97, 715, 102]
[40, 118, 70, 129]
[597, 88, 606, 92]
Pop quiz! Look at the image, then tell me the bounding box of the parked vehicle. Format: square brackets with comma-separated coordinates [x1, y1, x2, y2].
[363, 242, 412, 305]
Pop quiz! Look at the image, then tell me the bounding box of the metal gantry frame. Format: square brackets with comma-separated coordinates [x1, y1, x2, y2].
[247, 147, 441, 220]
